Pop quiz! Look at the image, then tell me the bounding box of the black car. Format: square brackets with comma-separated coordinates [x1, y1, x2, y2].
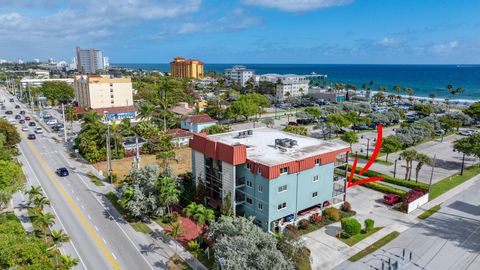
[27, 134, 36, 140]
[28, 121, 36, 127]
[56, 167, 69, 177]
[5, 110, 13, 115]
[19, 119, 25, 124]
[15, 115, 21, 119]
[352, 125, 370, 130]
[15, 105, 20, 109]
[9, 98, 14, 102]
[19, 110, 25, 115]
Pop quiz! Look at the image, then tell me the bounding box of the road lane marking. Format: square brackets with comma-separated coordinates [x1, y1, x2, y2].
[88, 215, 92, 220]
[95, 225, 99, 231]
[103, 238, 107, 245]
[22, 135, 120, 270]
[71, 189, 75, 194]
[112, 252, 117, 260]
[76, 196, 80, 201]
[19, 150, 88, 270]
[81, 205, 85, 210]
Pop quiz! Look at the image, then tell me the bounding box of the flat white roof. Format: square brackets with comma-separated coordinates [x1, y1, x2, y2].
[208, 127, 348, 166]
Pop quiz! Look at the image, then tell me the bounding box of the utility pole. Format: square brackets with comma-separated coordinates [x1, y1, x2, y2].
[62, 103, 68, 143]
[428, 154, 436, 194]
[104, 112, 113, 183]
[135, 136, 141, 170]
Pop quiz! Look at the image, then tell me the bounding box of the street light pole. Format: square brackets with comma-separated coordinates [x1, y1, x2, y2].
[393, 159, 398, 178]
[428, 154, 436, 194]
[366, 138, 371, 159]
[61, 103, 68, 143]
[104, 112, 113, 183]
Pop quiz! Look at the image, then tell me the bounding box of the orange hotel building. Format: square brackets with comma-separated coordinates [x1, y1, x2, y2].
[170, 57, 204, 79]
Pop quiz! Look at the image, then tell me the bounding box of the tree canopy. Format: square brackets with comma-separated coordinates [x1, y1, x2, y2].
[0, 119, 20, 146]
[39, 81, 74, 105]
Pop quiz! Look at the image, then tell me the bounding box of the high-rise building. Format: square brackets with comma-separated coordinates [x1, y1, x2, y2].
[225, 65, 254, 87]
[170, 57, 204, 79]
[189, 127, 350, 232]
[73, 75, 135, 120]
[75, 46, 107, 73]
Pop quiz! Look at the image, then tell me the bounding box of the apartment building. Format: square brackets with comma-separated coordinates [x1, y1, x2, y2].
[170, 57, 204, 79]
[189, 127, 350, 232]
[73, 75, 135, 120]
[76, 46, 108, 73]
[253, 73, 310, 100]
[224, 65, 254, 87]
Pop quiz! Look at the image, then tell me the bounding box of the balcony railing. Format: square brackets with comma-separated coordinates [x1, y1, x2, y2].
[235, 191, 245, 204]
[332, 183, 345, 197]
[334, 153, 348, 167]
[333, 174, 346, 182]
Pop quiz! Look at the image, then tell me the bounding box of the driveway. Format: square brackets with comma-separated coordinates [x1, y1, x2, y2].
[304, 185, 413, 269]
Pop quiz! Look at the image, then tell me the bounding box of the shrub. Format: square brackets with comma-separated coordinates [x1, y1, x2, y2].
[298, 219, 310, 230]
[310, 213, 323, 225]
[187, 240, 200, 253]
[342, 201, 352, 212]
[341, 218, 361, 236]
[364, 219, 374, 232]
[402, 188, 428, 211]
[362, 182, 407, 197]
[323, 207, 341, 221]
[285, 224, 298, 236]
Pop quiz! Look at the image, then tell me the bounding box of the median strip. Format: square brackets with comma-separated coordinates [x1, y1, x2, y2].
[348, 231, 400, 262]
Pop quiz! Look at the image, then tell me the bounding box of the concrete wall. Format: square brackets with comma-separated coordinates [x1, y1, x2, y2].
[192, 150, 205, 184]
[181, 120, 217, 133]
[222, 161, 235, 211]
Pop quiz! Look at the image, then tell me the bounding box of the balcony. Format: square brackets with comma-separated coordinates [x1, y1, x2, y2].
[235, 191, 246, 205]
[334, 153, 348, 167]
[236, 177, 246, 188]
[332, 183, 345, 197]
[333, 174, 346, 182]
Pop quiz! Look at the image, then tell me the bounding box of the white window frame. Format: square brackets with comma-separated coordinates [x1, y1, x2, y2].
[312, 191, 318, 198]
[258, 203, 263, 210]
[315, 159, 320, 166]
[246, 163, 251, 169]
[258, 185, 263, 193]
[246, 197, 253, 204]
[278, 185, 288, 193]
[277, 202, 287, 210]
[257, 167, 261, 174]
[246, 180, 253, 188]
[313, 175, 319, 182]
[280, 167, 289, 175]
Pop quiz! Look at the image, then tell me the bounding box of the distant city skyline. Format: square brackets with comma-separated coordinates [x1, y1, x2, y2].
[0, 0, 479, 64]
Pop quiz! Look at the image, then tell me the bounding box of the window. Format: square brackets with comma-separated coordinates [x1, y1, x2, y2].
[110, 95, 114, 98]
[110, 100, 114, 104]
[246, 163, 251, 169]
[110, 89, 114, 93]
[246, 197, 252, 204]
[277, 202, 287, 210]
[312, 192, 318, 198]
[315, 159, 320, 165]
[258, 185, 263, 193]
[278, 185, 287, 193]
[257, 167, 261, 174]
[313, 175, 319, 182]
[258, 203, 263, 210]
[109, 83, 113, 87]
[280, 167, 289, 174]
[246, 180, 253, 188]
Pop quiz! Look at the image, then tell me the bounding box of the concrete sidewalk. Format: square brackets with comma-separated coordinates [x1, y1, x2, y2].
[11, 191, 34, 233]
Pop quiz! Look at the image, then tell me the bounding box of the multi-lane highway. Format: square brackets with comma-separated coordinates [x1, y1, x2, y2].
[1, 87, 175, 269]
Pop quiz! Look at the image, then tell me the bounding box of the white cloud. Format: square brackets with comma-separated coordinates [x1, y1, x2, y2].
[431, 41, 459, 54]
[0, 12, 26, 28]
[375, 37, 404, 46]
[243, 0, 352, 12]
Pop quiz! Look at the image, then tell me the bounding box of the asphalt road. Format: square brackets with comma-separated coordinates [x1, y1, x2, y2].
[1, 88, 174, 269]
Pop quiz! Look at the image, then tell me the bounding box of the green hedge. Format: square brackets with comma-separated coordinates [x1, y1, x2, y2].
[344, 165, 428, 190]
[361, 182, 406, 196]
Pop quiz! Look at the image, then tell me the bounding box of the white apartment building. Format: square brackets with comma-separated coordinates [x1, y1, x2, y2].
[224, 65, 254, 87]
[21, 78, 74, 88]
[253, 74, 310, 100]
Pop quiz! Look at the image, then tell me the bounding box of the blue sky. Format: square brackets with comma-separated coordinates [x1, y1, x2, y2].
[0, 0, 479, 64]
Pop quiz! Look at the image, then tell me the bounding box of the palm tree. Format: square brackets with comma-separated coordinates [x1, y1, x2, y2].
[158, 176, 180, 216]
[51, 229, 70, 244]
[60, 254, 79, 269]
[165, 221, 184, 255]
[137, 101, 155, 122]
[26, 185, 42, 203]
[393, 85, 401, 95]
[429, 93, 436, 104]
[400, 149, 418, 180]
[65, 105, 76, 133]
[193, 205, 215, 233]
[415, 153, 432, 183]
[32, 211, 55, 242]
[82, 110, 102, 126]
[32, 195, 50, 211]
[156, 151, 178, 173]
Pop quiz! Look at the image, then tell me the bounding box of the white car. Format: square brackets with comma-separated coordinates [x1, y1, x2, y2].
[34, 127, 43, 134]
[44, 105, 53, 109]
[46, 119, 58, 125]
[8, 119, 16, 125]
[21, 126, 29, 131]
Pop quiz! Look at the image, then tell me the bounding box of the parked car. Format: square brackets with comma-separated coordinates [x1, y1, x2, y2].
[43, 114, 53, 120]
[52, 123, 65, 131]
[383, 194, 401, 205]
[46, 119, 58, 125]
[24, 116, 31, 120]
[1, 105, 5, 110]
[458, 130, 473, 136]
[337, 128, 347, 134]
[9, 98, 14, 102]
[15, 105, 20, 109]
[8, 119, 16, 125]
[5, 110, 13, 115]
[34, 127, 43, 134]
[435, 129, 445, 135]
[27, 134, 36, 140]
[21, 126, 29, 132]
[56, 167, 69, 177]
[44, 105, 53, 109]
[15, 114, 21, 119]
[352, 125, 370, 130]
[287, 121, 298, 126]
[19, 110, 25, 115]
[28, 121, 36, 127]
[19, 119, 25, 124]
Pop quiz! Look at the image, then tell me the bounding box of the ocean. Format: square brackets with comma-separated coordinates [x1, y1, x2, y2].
[113, 64, 480, 101]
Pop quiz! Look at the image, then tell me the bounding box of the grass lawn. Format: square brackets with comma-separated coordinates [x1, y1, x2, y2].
[351, 153, 393, 165]
[86, 172, 105, 186]
[167, 254, 193, 270]
[105, 192, 152, 233]
[349, 231, 400, 262]
[430, 165, 480, 200]
[418, 204, 441, 220]
[339, 227, 382, 246]
[297, 210, 356, 236]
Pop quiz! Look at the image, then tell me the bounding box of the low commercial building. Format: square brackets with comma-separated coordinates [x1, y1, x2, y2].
[170, 57, 204, 79]
[73, 75, 135, 120]
[189, 127, 350, 232]
[308, 87, 346, 103]
[20, 78, 74, 88]
[225, 65, 254, 87]
[167, 128, 194, 147]
[180, 114, 217, 133]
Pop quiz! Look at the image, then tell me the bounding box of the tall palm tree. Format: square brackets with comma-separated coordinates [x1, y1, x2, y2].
[400, 149, 418, 180]
[415, 153, 432, 183]
[393, 85, 401, 95]
[60, 254, 79, 269]
[32, 195, 50, 211]
[137, 101, 155, 122]
[65, 105, 76, 133]
[158, 176, 180, 216]
[32, 212, 55, 242]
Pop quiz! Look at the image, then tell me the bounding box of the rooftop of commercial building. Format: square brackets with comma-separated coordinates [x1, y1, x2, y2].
[207, 127, 349, 166]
